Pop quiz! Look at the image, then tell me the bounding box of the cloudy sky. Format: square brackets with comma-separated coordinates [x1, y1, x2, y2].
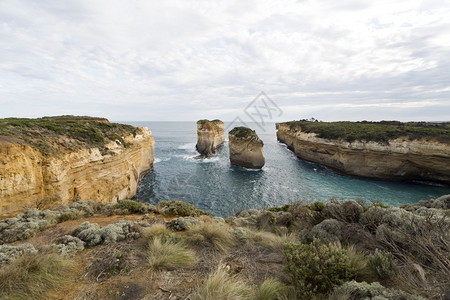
[1, 0, 449, 122]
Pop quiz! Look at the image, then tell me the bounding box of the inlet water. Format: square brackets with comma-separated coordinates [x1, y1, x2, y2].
[126, 121, 450, 217]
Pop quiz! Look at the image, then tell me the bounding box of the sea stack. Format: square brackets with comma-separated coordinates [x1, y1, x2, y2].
[196, 119, 225, 157]
[229, 126, 265, 169]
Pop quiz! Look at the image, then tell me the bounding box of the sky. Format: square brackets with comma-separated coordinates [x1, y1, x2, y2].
[0, 0, 449, 122]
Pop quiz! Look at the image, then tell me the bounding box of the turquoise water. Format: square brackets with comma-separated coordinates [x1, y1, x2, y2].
[126, 121, 450, 217]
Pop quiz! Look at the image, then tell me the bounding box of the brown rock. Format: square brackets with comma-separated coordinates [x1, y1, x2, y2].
[196, 119, 225, 157]
[229, 127, 265, 169]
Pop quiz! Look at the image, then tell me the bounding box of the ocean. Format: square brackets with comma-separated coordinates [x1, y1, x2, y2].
[124, 121, 450, 217]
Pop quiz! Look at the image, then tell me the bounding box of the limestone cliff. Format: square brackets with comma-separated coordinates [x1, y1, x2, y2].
[196, 119, 225, 157]
[0, 117, 154, 219]
[229, 127, 265, 169]
[277, 123, 450, 183]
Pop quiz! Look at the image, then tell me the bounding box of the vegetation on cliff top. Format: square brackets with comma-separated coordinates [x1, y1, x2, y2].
[0, 116, 140, 154]
[282, 120, 450, 143]
[229, 126, 263, 144]
[0, 196, 448, 299]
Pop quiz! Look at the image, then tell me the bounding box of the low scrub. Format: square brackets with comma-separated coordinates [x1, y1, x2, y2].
[283, 239, 358, 298]
[157, 200, 211, 217]
[0, 252, 72, 300]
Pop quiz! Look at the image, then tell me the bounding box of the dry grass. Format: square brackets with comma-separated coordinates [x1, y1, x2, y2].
[254, 278, 291, 300]
[187, 222, 236, 252]
[190, 268, 252, 300]
[0, 252, 73, 300]
[147, 236, 197, 271]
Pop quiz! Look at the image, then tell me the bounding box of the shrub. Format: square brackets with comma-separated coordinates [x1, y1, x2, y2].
[157, 200, 210, 217]
[146, 237, 196, 271]
[367, 249, 398, 281]
[283, 239, 357, 298]
[310, 219, 343, 244]
[187, 222, 236, 252]
[0, 252, 72, 300]
[54, 235, 85, 257]
[0, 244, 38, 266]
[73, 221, 140, 247]
[112, 199, 143, 213]
[330, 280, 425, 300]
[268, 204, 291, 212]
[190, 268, 252, 300]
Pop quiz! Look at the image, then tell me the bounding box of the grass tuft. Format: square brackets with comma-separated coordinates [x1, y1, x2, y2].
[190, 268, 252, 300]
[187, 222, 236, 252]
[147, 236, 196, 271]
[0, 252, 72, 300]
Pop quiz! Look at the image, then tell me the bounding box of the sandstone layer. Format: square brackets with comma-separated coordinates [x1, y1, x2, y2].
[277, 123, 450, 183]
[0, 125, 154, 219]
[196, 119, 225, 157]
[229, 127, 265, 169]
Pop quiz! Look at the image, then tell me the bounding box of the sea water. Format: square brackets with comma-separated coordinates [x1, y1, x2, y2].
[124, 121, 450, 217]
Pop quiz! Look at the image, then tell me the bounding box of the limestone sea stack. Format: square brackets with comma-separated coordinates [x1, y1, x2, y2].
[277, 121, 450, 183]
[229, 127, 265, 169]
[196, 119, 225, 157]
[0, 116, 155, 219]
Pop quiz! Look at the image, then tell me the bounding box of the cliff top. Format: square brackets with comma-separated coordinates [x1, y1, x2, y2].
[282, 120, 450, 143]
[229, 126, 261, 141]
[0, 116, 141, 154]
[197, 119, 223, 124]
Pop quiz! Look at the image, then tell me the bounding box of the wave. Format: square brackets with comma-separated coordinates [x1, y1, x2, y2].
[178, 142, 196, 150]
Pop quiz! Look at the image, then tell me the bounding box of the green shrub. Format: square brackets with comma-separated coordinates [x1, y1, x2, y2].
[268, 204, 291, 212]
[112, 199, 143, 213]
[157, 200, 210, 217]
[283, 239, 357, 298]
[367, 249, 398, 280]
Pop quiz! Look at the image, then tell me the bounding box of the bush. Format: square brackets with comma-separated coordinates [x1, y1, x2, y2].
[310, 219, 343, 244]
[283, 239, 357, 298]
[367, 249, 398, 281]
[330, 280, 425, 300]
[190, 268, 252, 300]
[0, 252, 72, 300]
[112, 200, 143, 213]
[73, 221, 140, 247]
[157, 200, 210, 217]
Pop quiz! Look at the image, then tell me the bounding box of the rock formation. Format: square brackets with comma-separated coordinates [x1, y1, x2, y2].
[228, 127, 265, 169]
[277, 123, 450, 183]
[196, 119, 225, 157]
[0, 118, 154, 219]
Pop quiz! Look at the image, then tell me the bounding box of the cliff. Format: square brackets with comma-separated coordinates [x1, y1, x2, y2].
[277, 122, 450, 183]
[196, 119, 225, 156]
[228, 127, 265, 169]
[0, 117, 154, 219]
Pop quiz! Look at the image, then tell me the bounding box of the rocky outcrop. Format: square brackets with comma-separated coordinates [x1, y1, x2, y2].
[0, 125, 154, 219]
[277, 123, 450, 183]
[196, 119, 225, 156]
[228, 127, 265, 169]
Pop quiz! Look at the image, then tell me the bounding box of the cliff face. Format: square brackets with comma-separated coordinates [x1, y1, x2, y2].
[0, 128, 154, 219]
[196, 120, 225, 157]
[277, 123, 450, 183]
[229, 127, 265, 169]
